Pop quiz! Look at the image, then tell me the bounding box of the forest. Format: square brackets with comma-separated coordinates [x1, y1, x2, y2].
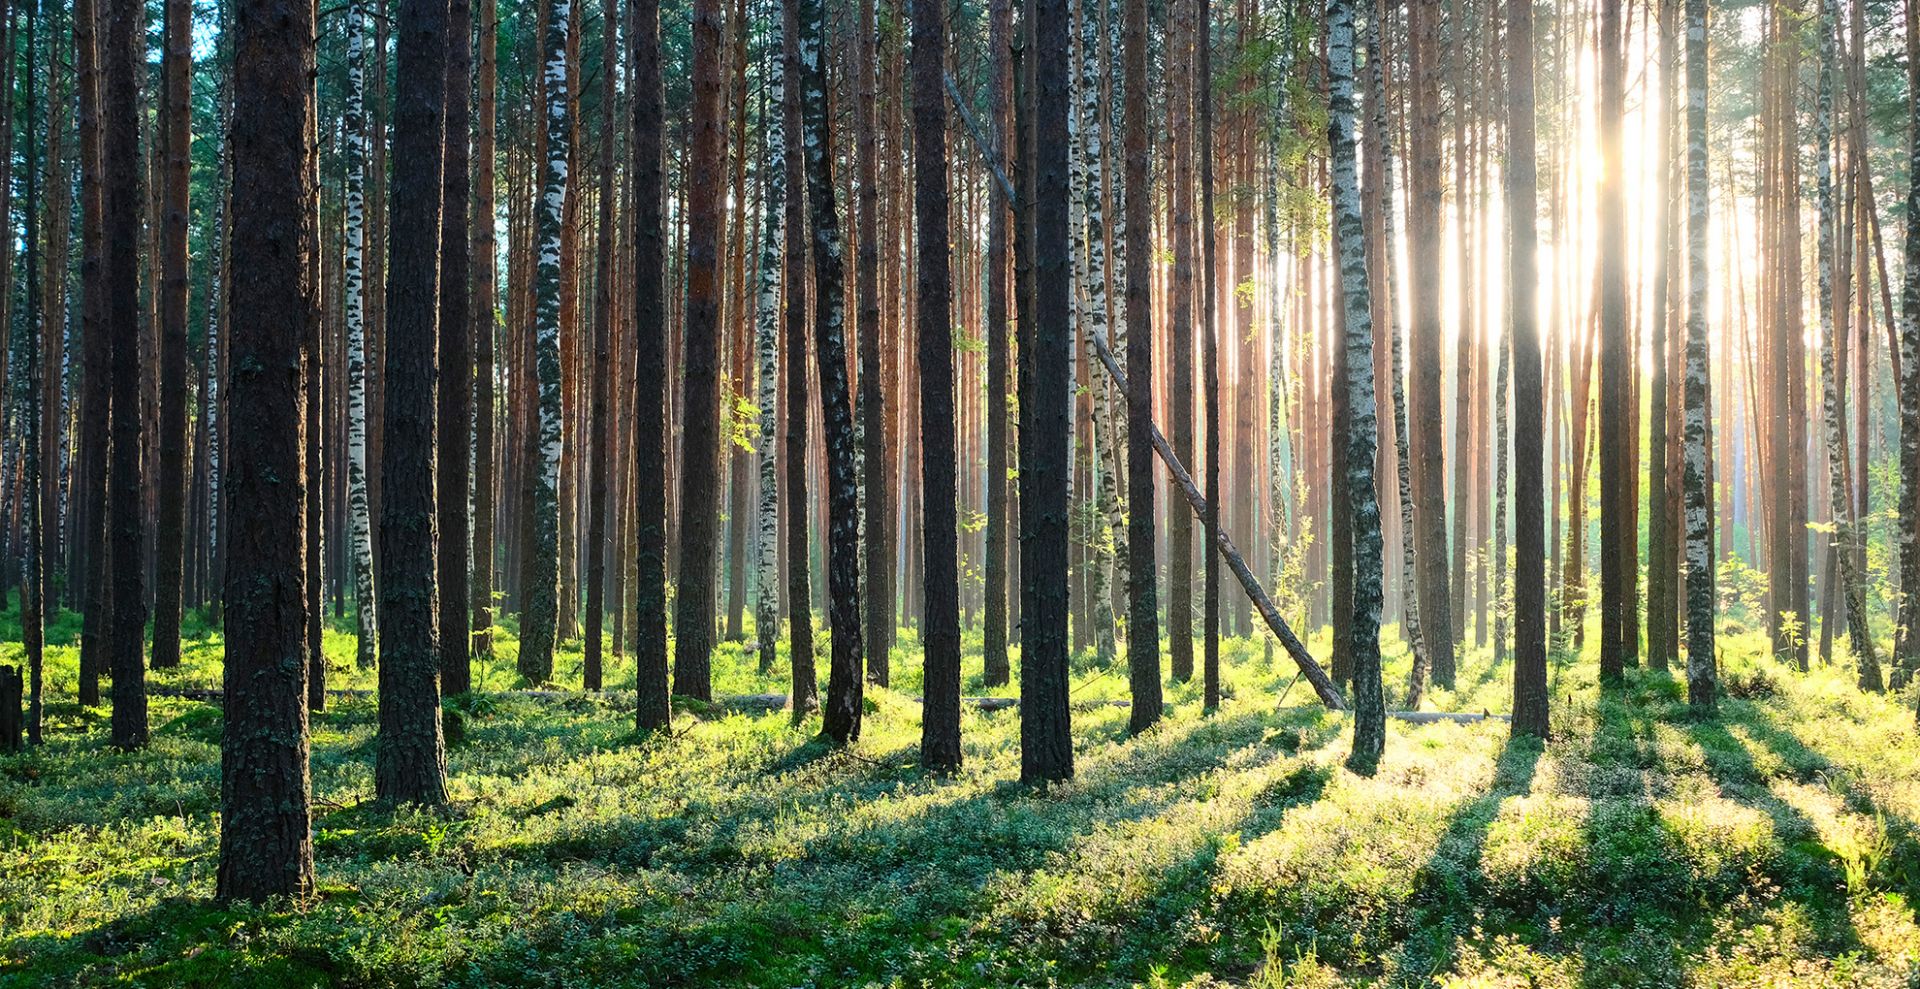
[0, 0, 1918, 979]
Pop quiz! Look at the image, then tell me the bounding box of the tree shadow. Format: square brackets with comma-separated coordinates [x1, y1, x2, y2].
[1394, 733, 1545, 979]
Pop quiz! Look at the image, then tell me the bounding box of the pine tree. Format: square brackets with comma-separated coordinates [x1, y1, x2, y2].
[1508, 0, 1547, 738]
[150, 0, 191, 670]
[217, 0, 317, 902]
[1023, 0, 1075, 782]
[439, 0, 475, 694]
[1405, 0, 1454, 692]
[1596, 0, 1635, 684]
[780, 0, 816, 717]
[912, 0, 960, 770]
[104, 0, 148, 751]
[375, 0, 451, 806]
[583, 0, 616, 692]
[1121, 0, 1161, 732]
[631, 0, 672, 731]
[673, 0, 727, 701]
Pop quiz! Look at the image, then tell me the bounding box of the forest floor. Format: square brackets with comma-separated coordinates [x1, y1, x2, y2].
[2, 603, 1919, 987]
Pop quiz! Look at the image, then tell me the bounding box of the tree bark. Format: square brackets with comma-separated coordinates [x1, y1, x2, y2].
[105, 0, 149, 750]
[439, 0, 474, 694]
[1121, 0, 1161, 732]
[1508, 0, 1547, 738]
[1406, 0, 1454, 691]
[780, 0, 817, 718]
[631, 0, 672, 730]
[217, 0, 317, 902]
[344, 0, 379, 670]
[150, 0, 191, 670]
[375, 0, 451, 807]
[912, 0, 960, 770]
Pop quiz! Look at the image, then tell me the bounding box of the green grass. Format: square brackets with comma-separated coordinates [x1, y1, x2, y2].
[2, 606, 1919, 987]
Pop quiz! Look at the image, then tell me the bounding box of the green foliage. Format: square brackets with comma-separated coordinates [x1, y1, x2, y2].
[4, 625, 1920, 987]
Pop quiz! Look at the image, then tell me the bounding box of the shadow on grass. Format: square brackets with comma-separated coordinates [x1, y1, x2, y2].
[1395, 733, 1545, 979]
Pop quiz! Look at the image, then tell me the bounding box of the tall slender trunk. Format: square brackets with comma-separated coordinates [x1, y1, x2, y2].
[780, 0, 816, 717]
[1406, 0, 1455, 690]
[1082, 0, 1119, 667]
[18, 0, 44, 743]
[913, 0, 960, 769]
[673, 0, 727, 700]
[1814, 0, 1879, 690]
[471, 0, 499, 663]
[1508, 0, 1547, 737]
[857, 0, 891, 683]
[74, 0, 110, 707]
[752, 9, 786, 679]
[439, 0, 474, 694]
[375, 0, 451, 807]
[1329, 0, 1384, 772]
[983, 0, 1014, 687]
[149, 0, 191, 669]
[519, 0, 572, 684]
[1597, 0, 1635, 683]
[217, 0, 317, 902]
[1164, 0, 1196, 684]
[1022, 0, 1075, 782]
[631, 0, 672, 730]
[344, 0, 379, 670]
[1683, 0, 1715, 708]
[582, 0, 616, 691]
[105, 0, 149, 750]
[1894, 0, 1920, 687]
[1198, 0, 1222, 709]
[797, 0, 866, 744]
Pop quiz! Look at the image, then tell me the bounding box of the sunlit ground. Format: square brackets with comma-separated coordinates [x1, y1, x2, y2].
[2, 599, 1918, 987]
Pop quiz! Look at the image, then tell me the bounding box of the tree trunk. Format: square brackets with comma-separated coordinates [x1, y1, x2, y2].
[437, 0, 474, 694]
[217, 0, 317, 902]
[1164, 0, 1196, 685]
[1406, 0, 1454, 691]
[471, 0, 499, 664]
[796, 0, 866, 745]
[751, 18, 786, 679]
[375, 0, 451, 807]
[672, 0, 726, 700]
[74, 0, 109, 707]
[631, 0, 672, 731]
[582, 0, 615, 691]
[780, 0, 817, 718]
[1895, 0, 1920, 687]
[1021, 0, 1074, 782]
[344, 0, 379, 670]
[105, 0, 149, 750]
[1508, 0, 1547, 738]
[1683, 0, 1716, 708]
[857, 0, 891, 684]
[1597, 0, 1635, 684]
[149, 0, 191, 669]
[1814, 0, 1880, 691]
[1121, 0, 1161, 732]
[982, 0, 1013, 688]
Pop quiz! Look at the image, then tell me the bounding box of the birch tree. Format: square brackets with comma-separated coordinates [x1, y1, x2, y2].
[344, 0, 378, 670]
[1080, 0, 1117, 664]
[1682, 0, 1716, 710]
[1814, 0, 1880, 691]
[519, 0, 573, 685]
[751, 9, 786, 678]
[797, 0, 867, 744]
[1328, 0, 1384, 773]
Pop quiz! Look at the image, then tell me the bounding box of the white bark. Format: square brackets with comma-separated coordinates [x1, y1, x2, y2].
[344, 0, 377, 668]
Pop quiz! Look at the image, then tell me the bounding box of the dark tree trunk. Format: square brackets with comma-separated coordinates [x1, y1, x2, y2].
[673, 0, 727, 701]
[1597, 0, 1635, 683]
[1020, 0, 1073, 782]
[470, 0, 499, 666]
[1164, 0, 1195, 686]
[438, 0, 474, 695]
[1198, 0, 1222, 711]
[376, 0, 450, 806]
[912, 0, 959, 770]
[74, 0, 109, 708]
[150, 0, 191, 669]
[631, 0, 672, 731]
[1508, 0, 1548, 738]
[217, 0, 317, 902]
[781, 0, 817, 717]
[796, 0, 866, 745]
[1121, 0, 1160, 732]
[584, 0, 616, 692]
[857, 0, 891, 684]
[982, 0, 1012, 689]
[105, 0, 149, 750]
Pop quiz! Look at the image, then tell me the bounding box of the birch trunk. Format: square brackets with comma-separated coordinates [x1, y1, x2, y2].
[1079, 0, 1117, 664]
[344, 0, 378, 670]
[752, 21, 786, 678]
[1814, 0, 1880, 690]
[1683, 0, 1717, 709]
